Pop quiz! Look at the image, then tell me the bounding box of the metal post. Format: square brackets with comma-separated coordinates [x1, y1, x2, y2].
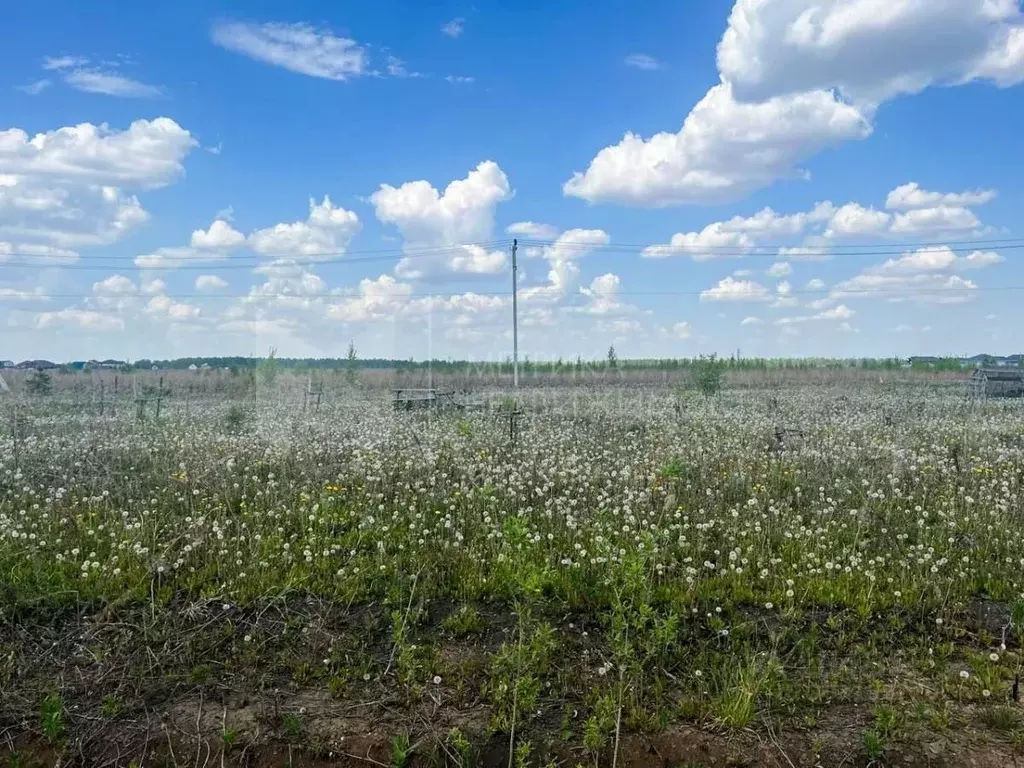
[512, 239, 519, 388]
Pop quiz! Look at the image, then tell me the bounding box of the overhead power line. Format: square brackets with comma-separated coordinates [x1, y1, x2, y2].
[0, 241, 510, 269]
[5, 285, 1023, 302]
[0, 235, 1021, 271]
[515, 234, 1024, 250]
[514, 239, 1024, 256]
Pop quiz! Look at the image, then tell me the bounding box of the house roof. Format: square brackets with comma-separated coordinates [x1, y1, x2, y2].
[973, 367, 1024, 381]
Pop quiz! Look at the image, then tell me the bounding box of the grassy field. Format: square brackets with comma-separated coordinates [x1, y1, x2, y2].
[1, 370, 1023, 767]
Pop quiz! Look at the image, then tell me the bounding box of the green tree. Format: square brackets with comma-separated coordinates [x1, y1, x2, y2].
[258, 347, 279, 387]
[607, 345, 618, 369]
[692, 354, 725, 397]
[346, 341, 359, 385]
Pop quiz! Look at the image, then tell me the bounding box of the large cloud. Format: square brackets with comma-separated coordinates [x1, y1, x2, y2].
[520, 228, 610, 301]
[0, 118, 195, 260]
[249, 196, 359, 259]
[644, 182, 997, 260]
[566, 1, 1024, 207]
[371, 161, 512, 277]
[718, 0, 1024, 105]
[822, 243, 1004, 305]
[644, 202, 834, 258]
[0, 118, 195, 187]
[564, 83, 870, 206]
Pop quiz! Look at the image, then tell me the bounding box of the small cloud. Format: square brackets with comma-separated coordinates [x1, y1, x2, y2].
[42, 55, 88, 71]
[672, 321, 692, 339]
[214, 205, 235, 222]
[195, 274, 229, 291]
[506, 221, 559, 240]
[701, 277, 769, 302]
[740, 316, 763, 326]
[16, 79, 51, 95]
[206, 141, 223, 156]
[64, 69, 164, 98]
[766, 261, 792, 278]
[441, 18, 465, 38]
[445, 75, 475, 84]
[191, 219, 245, 249]
[624, 53, 662, 71]
[384, 55, 423, 78]
[211, 20, 368, 81]
[387, 55, 407, 77]
[805, 278, 826, 290]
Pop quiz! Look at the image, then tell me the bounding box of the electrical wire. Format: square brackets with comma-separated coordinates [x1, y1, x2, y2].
[1, 235, 1021, 270]
[0, 241, 511, 270]
[3, 285, 1021, 301]
[514, 235, 1024, 250]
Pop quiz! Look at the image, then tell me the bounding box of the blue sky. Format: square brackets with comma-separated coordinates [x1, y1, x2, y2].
[2, 0, 1024, 363]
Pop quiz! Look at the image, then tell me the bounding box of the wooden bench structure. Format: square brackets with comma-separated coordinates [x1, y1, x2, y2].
[391, 388, 484, 412]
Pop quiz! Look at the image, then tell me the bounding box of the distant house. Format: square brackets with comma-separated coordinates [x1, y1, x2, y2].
[16, 359, 57, 370]
[961, 354, 1021, 367]
[188, 364, 199, 372]
[970, 367, 1024, 399]
[908, 356, 942, 367]
[0, 360, 13, 369]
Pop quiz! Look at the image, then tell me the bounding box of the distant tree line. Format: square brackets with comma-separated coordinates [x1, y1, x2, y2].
[100, 354, 918, 374]
[41, 353, 997, 376]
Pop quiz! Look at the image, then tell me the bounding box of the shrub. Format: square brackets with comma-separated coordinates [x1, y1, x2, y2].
[26, 369, 52, 397]
[692, 355, 725, 397]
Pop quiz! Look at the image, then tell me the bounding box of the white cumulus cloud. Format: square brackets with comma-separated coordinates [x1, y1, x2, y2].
[506, 221, 559, 240]
[372, 161, 512, 278]
[701, 276, 769, 302]
[566, 82, 869, 206]
[566, 0, 1024, 207]
[521, 229, 610, 301]
[195, 274, 229, 291]
[249, 195, 360, 259]
[35, 308, 124, 332]
[191, 219, 246, 249]
[671, 320, 692, 338]
[885, 182, 997, 210]
[146, 294, 201, 321]
[824, 203, 890, 238]
[93, 274, 136, 296]
[0, 118, 196, 187]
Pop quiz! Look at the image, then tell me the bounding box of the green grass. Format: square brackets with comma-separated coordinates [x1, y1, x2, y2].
[3, 382, 1024, 764]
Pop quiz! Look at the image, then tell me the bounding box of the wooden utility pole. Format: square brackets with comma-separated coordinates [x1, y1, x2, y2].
[512, 238, 519, 388]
